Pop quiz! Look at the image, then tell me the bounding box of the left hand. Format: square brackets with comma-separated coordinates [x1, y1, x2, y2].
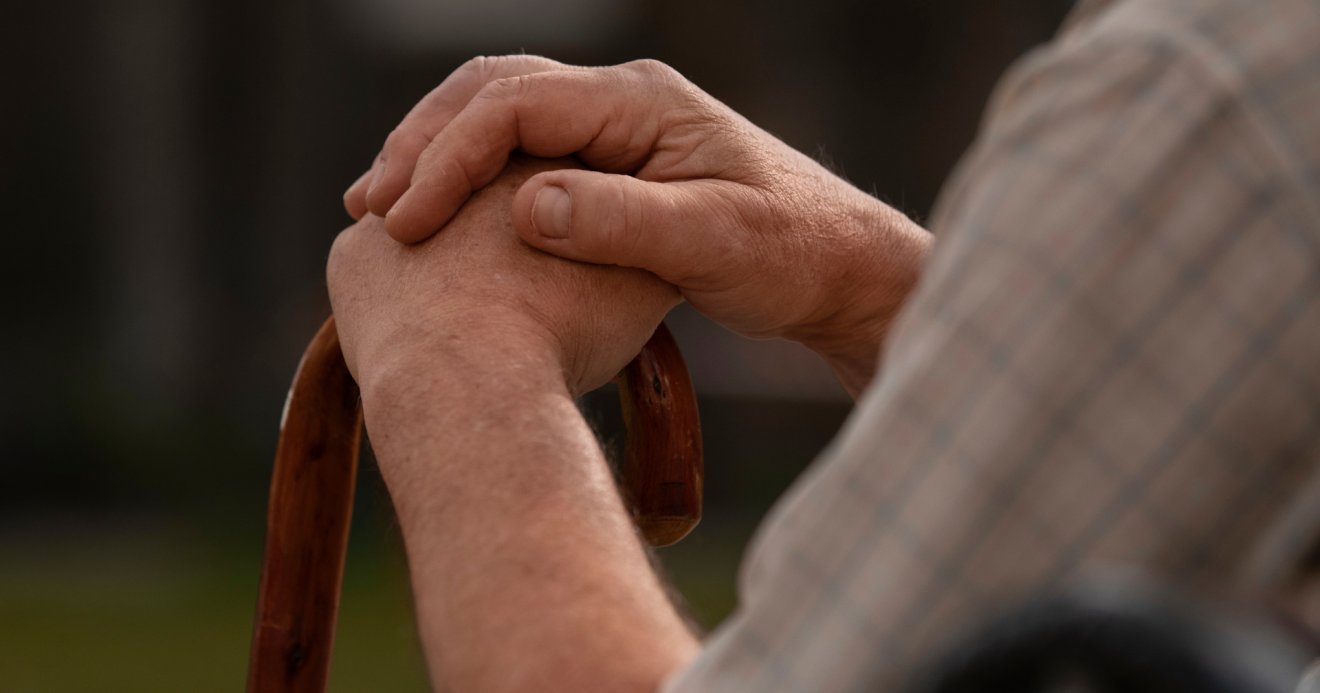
[327, 155, 680, 399]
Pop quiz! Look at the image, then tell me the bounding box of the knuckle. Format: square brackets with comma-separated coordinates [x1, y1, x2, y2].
[459, 55, 497, 79]
[621, 58, 677, 81]
[617, 59, 699, 112]
[473, 77, 509, 103]
[381, 127, 406, 154]
[464, 53, 560, 81]
[604, 178, 645, 259]
[482, 74, 535, 102]
[383, 126, 429, 160]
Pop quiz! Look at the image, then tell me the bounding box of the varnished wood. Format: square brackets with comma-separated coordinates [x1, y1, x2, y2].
[616, 323, 703, 547]
[248, 317, 703, 692]
[248, 318, 362, 693]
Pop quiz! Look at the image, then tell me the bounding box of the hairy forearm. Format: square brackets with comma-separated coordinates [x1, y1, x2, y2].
[359, 326, 698, 692]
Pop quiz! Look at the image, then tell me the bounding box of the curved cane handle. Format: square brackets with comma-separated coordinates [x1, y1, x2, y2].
[615, 323, 703, 546]
[248, 317, 703, 693]
[248, 317, 361, 693]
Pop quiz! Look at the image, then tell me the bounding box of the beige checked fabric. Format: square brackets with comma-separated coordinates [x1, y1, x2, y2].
[664, 0, 1320, 690]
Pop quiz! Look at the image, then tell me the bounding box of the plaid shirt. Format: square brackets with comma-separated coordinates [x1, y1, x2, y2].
[665, 0, 1320, 689]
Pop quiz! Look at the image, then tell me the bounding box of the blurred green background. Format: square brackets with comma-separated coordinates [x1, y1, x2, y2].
[1, 0, 1070, 689]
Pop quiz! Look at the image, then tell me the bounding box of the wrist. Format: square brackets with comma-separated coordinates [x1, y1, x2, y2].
[358, 318, 580, 507]
[792, 199, 931, 396]
[358, 310, 570, 420]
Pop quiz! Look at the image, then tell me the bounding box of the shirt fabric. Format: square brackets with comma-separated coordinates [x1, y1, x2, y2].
[665, 0, 1320, 689]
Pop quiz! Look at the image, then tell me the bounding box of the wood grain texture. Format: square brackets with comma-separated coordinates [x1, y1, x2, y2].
[616, 323, 704, 547]
[248, 317, 362, 693]
[249, 317, 703, 691]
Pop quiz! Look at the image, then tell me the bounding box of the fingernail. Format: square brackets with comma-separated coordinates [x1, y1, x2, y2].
[533, 186, 572, 238]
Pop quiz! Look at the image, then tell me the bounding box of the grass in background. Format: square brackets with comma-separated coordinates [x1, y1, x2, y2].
[0, 520, 427, 692]
[0, 518, 749, 692]
[1, 397, 845, 691]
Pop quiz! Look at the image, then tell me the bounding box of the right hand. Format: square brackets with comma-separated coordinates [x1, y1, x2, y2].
[343, 56, 930, 391]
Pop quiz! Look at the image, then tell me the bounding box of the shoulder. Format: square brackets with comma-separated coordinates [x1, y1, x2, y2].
[948, 0, 1320, 219]
[995, 0, 1318, 108]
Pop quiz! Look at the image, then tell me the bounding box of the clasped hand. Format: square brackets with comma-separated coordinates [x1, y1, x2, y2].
[336, 55, 930, 397]
[328, 156, 678, 400]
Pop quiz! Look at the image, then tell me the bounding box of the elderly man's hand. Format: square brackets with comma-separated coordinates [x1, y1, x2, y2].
[328, 155, 679, 400]
[343, 56, 930, 394]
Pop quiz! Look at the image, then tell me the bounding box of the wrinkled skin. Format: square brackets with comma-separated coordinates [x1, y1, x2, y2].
[329, 155, 679, 399]
[342, 57, 930, 396]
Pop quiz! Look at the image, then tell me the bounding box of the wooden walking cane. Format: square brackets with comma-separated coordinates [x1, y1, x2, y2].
[247, 316, 703, 693]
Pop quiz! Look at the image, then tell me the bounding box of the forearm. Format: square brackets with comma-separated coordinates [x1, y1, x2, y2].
[361, 327, 698, 691]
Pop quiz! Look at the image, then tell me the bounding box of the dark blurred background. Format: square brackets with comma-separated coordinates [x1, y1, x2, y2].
[1, 0, 1072, 689]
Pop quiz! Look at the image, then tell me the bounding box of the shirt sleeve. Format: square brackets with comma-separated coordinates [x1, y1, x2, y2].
[664, 1, 1320, 690]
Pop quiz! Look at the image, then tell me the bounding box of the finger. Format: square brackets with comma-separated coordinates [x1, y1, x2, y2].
[384, 61, 684, 244]
[510, 169, 748, 285]
[344, 148, 389, 220]
[363, 55, 572, 218]
[343, 168, 374, 220]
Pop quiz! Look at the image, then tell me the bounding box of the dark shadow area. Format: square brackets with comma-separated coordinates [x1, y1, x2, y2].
[0, 0, 1071, 688]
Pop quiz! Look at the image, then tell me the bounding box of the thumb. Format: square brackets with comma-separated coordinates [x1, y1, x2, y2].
[513, 169, 742, 282]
